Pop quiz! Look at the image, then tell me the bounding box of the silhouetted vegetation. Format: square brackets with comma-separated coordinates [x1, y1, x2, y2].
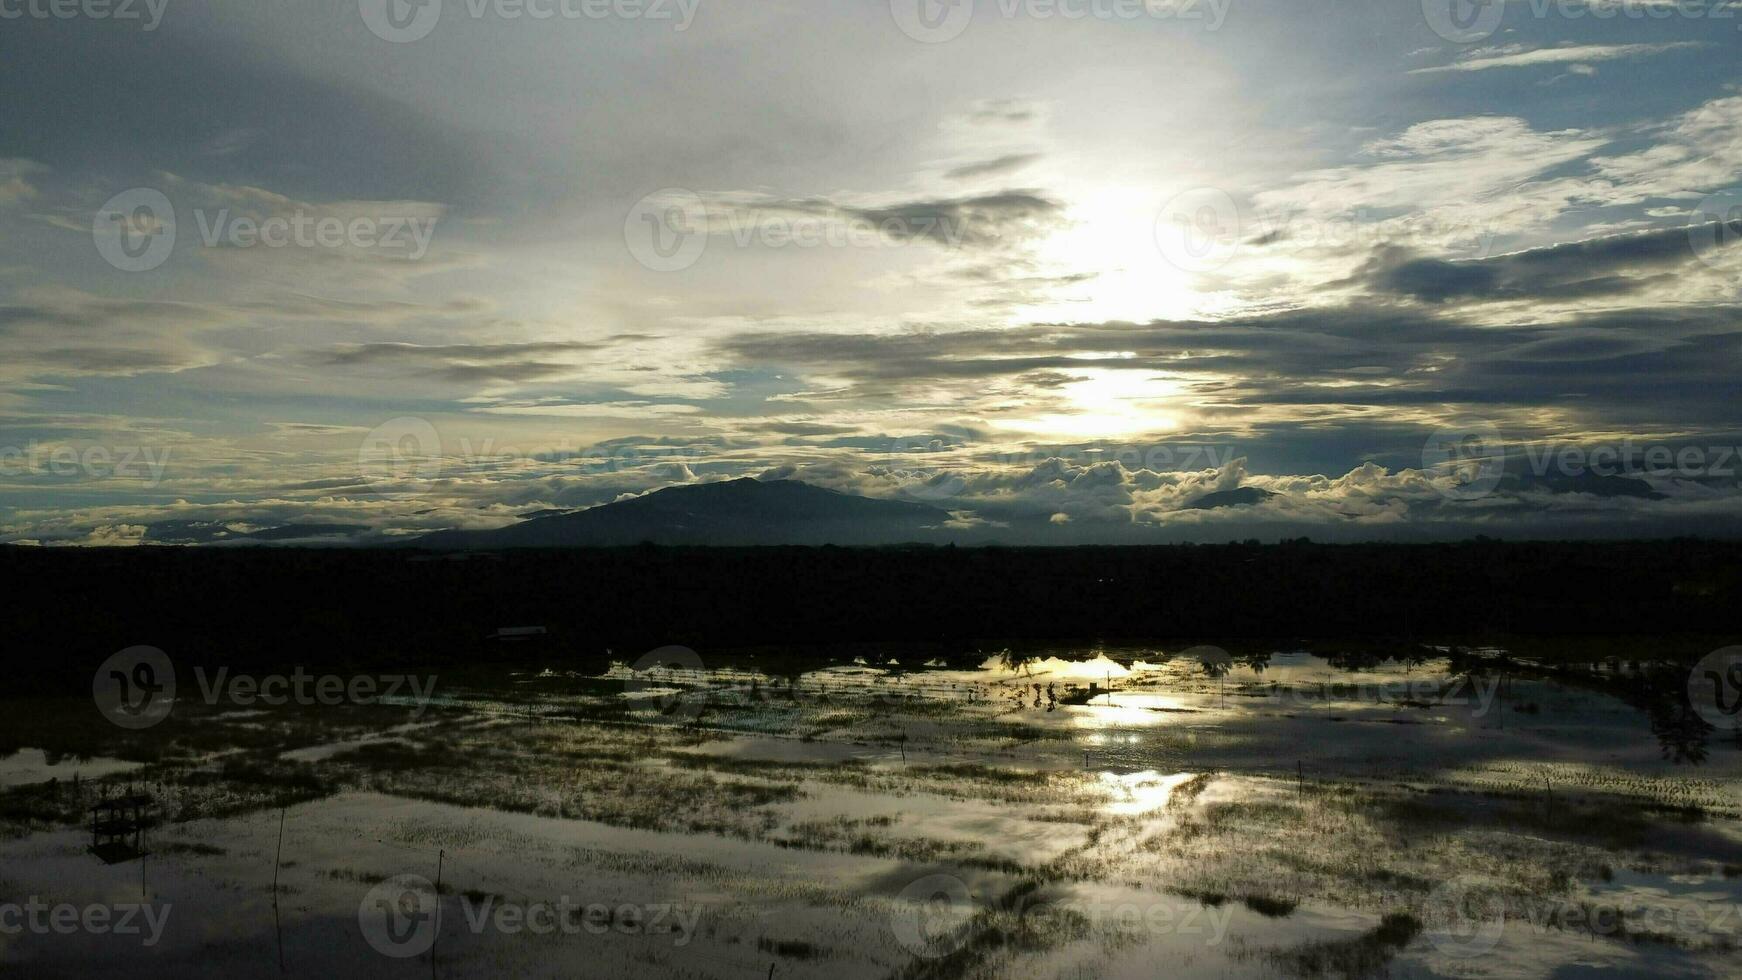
[1, 539, 1736, 698]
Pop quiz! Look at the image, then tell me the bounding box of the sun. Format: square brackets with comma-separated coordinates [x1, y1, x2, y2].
[994, 367, 1185, 439]
[1015, 185, 1237, 323]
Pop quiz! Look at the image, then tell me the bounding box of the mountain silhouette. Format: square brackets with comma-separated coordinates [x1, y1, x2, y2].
[1496, 472, 1667, 499]
[415, 478, 954, 548]
[143, 520, 371, 544]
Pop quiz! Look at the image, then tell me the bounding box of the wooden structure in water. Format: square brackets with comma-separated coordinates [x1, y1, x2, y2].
[89, 792, 152, 864]
[1057, 681, 1101, 706]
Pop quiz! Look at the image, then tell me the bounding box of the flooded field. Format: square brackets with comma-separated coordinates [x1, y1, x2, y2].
[2, 646, 1740, 978]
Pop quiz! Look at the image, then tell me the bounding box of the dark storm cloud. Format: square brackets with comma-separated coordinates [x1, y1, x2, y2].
[1362, 225, 1734, 303]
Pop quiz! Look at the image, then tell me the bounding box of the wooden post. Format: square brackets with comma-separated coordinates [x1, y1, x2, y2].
[272, 806, 286, 905]
[1297, 761, 1304, 801]
[434, 849, 445, 941]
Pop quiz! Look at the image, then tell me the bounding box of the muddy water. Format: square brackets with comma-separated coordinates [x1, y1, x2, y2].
[2, 648, 1739, 978]
[0, 748, 142, 789]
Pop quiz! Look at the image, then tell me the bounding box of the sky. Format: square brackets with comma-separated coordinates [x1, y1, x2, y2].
[2, 0, 1741, 545]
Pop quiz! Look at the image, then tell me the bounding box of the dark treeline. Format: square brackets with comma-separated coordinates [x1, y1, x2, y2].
[3, 539, 1737, 693]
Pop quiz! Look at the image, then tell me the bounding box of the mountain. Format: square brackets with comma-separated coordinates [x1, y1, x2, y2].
[414, 478, 955, 549]
[1497, 472, 1666, 499]
[143, 520, 371, 545]
[1183, 487, 1280, 510]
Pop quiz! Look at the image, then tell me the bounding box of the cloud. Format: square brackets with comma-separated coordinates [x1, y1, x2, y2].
[68, 524, 148, 547]
[1588, 94, 1742, 204]
[1248, 116, 1607, 246]
[1359, 224, 1732, 302]
[0, 158, 42, 206]
[850, 191, 1065, 247]
[0, 17, 493, 208]
[313, 341, 606, 383]
[715, 297, 1742, 447]
[9, 414, 1742, 546]
[6, 11, 1742, 547]
[0, 289, 234, 381]
[964, 99, 1045, 126]
[473, 400, 705, 419]
[1410, 42, 1702, 74]
[945, 153, 1042, 180]
[705, 188, 1068, 249]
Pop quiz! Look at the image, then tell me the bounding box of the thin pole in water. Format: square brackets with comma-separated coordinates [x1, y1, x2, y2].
[435, 849, 445, 927]
[272, 806, 286, 905]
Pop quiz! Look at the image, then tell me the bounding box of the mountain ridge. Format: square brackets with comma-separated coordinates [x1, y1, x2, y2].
[415, 478, 954, 549]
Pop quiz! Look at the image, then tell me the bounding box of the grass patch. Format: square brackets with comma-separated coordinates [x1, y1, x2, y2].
[1256, 912, 1421, 979]
[1243, 895, 1299, 918]
[757, 937, 821, 959]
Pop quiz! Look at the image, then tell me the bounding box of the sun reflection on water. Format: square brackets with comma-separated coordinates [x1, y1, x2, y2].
[1099, 770, 1198, 815]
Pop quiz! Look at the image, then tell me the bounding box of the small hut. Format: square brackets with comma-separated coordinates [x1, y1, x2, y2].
[89, 792, 152, 864]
